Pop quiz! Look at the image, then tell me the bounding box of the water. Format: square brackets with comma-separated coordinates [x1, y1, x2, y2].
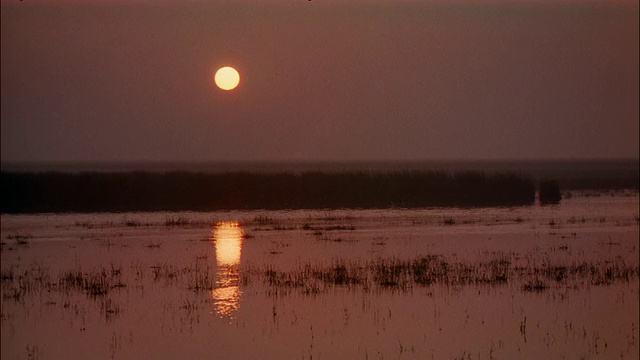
[1, 192, 638, 359]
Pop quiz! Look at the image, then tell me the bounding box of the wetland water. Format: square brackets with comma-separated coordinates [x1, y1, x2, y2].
[1, 192, 638, 359]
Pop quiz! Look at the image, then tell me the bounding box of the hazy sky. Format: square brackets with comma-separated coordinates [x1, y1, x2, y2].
[1, 1, 638, 162]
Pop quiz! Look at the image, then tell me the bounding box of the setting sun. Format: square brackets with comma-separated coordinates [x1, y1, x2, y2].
[214, 66, 240, 91]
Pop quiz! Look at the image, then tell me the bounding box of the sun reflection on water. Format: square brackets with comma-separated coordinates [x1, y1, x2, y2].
[211, 221, 243, 318]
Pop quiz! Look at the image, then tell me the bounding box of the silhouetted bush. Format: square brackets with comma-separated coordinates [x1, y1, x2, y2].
[1, 171, 536, 213]
[538, 180, 562, 204]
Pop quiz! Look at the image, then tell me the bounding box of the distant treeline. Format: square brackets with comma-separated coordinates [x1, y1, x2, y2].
[1, 171, 537, 213]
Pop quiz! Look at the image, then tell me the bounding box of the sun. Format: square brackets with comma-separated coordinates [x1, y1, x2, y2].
[214, 66, 240, 91]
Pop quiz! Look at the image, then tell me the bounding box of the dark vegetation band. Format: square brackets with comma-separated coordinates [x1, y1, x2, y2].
[1, 171, 537, 213]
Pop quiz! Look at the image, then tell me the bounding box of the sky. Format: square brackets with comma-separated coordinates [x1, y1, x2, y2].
[1, 0, 638, 163]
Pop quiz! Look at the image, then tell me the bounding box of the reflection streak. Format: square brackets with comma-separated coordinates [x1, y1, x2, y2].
[211, 221, 243, 318]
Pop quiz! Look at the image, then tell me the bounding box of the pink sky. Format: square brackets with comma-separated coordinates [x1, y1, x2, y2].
[1, 0, 638, 162]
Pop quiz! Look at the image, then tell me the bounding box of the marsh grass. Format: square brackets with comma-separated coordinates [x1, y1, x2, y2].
[5, 234, 31, 246]
[150, 263, 181, 281]
[185, 260, 216, 292]
[442, 217, 456, 226]
[247, 254, 639, 294]
[0, 263, 128, 303]
[58, 267, 126, 297]
[303, 224, 356, 231]
[101, 298, 123, 320]
[4, 253, 636, 302]
[164, 217, 209, 228]
[253, 215, 278, 226]
[124, 220, 142, 227]
[144, 240, 163, 249]
[0, 267, 15, 282]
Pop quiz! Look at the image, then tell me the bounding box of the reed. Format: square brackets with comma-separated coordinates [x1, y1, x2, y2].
[247, 254, 639, 294]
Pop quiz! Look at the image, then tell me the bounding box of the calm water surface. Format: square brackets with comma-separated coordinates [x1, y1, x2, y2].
[1, 192, 638, 359]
